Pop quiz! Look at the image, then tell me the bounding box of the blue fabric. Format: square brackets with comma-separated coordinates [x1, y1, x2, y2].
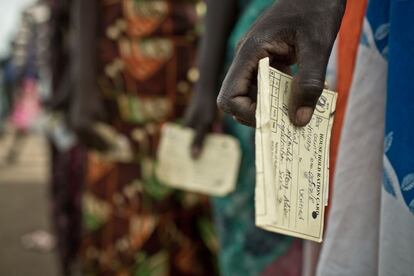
[384, 0, 414, 213]
[365, 0, 390, 58]
[368, 0, 414, 214]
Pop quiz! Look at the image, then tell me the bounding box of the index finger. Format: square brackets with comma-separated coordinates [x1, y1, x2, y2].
[217, 37, 269, 126]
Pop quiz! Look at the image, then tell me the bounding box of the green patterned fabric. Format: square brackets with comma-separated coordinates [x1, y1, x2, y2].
[211, 0, 297, 275]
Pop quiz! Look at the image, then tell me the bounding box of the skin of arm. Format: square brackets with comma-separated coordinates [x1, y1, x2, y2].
[185, 0, 240, 157]
[69, 0, 109, 150]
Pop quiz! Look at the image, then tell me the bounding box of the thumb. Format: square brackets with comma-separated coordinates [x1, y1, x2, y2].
[288, 37, 332, 126]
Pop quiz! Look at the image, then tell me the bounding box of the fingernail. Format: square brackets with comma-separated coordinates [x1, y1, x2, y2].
[295, 107, 313, 126]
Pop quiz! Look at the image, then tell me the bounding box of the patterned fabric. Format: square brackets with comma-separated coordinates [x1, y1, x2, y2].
[317, 0, 414, 275]
[81, 1, 218, 275]
[378, 0, 414, 274]
[382, 0, 414, 215]
[211, 1, 302, 275]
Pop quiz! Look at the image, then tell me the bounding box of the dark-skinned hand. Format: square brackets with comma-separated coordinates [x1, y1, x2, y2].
[184, 89, 217, 158]
[217, 0, 346, 127]
[185, 0, 239, 158]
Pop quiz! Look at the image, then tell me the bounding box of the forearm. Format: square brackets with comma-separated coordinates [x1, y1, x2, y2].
[70, 0, 101, 109]
[196, 0, 239, 97]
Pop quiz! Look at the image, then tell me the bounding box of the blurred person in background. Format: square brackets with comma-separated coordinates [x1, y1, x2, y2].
[185, 1, 304, 275]
[0, 0, 50, 164]
[49, 0, 218, 275]
[48, 1, 86, 274]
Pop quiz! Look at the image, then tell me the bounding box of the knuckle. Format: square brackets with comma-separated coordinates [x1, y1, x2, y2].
[217, 94, 234, 114]
[300, 29, 332, 53]
[238, 35, 266, 54]
[297, 78, 325, 104]
[216, 94, 229, 112]
[300, 80, 325, 93]
[307, 33, 335, 56]
[244, 36, 263, 49]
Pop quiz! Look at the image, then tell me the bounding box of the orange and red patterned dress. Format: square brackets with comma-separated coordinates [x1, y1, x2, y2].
[81, 1, 217, 275]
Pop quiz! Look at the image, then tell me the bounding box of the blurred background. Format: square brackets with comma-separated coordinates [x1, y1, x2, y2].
[0, 1, 57, 275]
[0, 0, 217, 275]
[0, 0, 303, 275]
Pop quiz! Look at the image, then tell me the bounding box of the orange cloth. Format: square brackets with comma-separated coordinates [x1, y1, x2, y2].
[302, 4, 368, 274]
[329, 0, 368, 199]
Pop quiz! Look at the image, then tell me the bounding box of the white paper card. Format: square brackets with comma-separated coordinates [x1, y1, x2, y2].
[255, 58, 337, 242]
[157, 123, 241, 196]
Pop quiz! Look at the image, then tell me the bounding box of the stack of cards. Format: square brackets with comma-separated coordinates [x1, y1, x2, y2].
[255, 58, 337, 242]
